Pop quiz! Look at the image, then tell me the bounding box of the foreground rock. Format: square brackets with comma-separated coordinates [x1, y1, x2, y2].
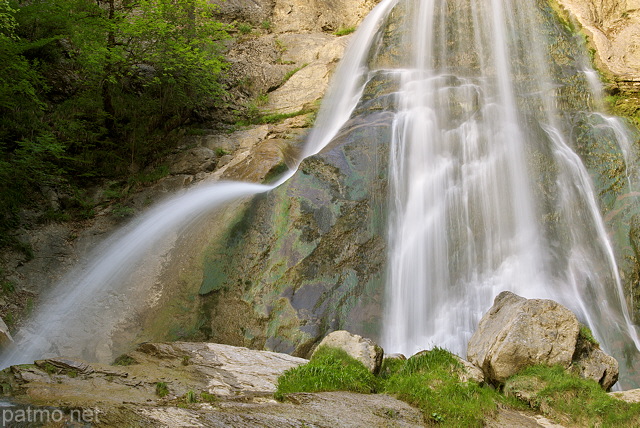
[468, 291, 618, 390]
[468, 291, 580, 385]
[313, 330, 384, 374]
[0, 341, 424, 427]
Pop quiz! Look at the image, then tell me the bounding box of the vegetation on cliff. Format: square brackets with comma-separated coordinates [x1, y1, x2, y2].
[0, 0, 229, 247]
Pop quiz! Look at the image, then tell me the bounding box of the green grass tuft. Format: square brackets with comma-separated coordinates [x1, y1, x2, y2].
[505, 365, 640, 427]
[334, 27, 356, 36]
[382, 348, 499, 427]
[275, 346, 378, 401]
[185, 389, 197, 403]
[201, 392, 218, 403]
[113, 354, 136, 366]
[155, 382, 169, 398]
[579, 324, 599, 346]
[236, 23, 252, 34]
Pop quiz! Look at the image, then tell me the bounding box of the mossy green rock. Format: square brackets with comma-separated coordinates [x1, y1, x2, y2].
[199, 108, 394, 356]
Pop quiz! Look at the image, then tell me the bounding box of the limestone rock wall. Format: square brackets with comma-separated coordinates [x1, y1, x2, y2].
[552, 0, 640, 90]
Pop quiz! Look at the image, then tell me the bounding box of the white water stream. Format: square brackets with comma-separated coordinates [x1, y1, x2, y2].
[0, 0, 396, 368]
[380, 0, 640, 388]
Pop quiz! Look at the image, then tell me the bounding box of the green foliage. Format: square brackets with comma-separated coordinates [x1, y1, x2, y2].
[382, 348, 499, 427]
[236, 108, 314, 127]
[256, 93, 269, 106]
[3, 312, 13, 327]
[155, 382, 169, 398]
[506, 365, 640, 427]
[0, 0, 230, 245]
[276, 347, 505, 426]
[113, 354, 136, 366]
[334, 27, 356, 36]
[132, 165, 170, 185]
[1, 280, 15, 294]
[275, 346, 378, 401]
[579, 324, 599, 346]
[185, 389, 197, 403]
[112, 204, 135, 219]
[42, 362, 56, 374]
[261, 21, 272, 31]
[200, 391, 218, 403]
[236, 22, 252, 34]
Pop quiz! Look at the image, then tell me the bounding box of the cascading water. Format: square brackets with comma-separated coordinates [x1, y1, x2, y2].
[0, 0, 395, 368]
[379, 0, 640, 388]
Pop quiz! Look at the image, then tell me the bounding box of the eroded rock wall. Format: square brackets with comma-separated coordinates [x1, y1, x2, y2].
[551, 0, 640, 90]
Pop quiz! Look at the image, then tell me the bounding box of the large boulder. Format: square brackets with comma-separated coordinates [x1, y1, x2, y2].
[313, 330, 384, 374]
[467, 291, 580, 385]
[468, 291, 620, 390]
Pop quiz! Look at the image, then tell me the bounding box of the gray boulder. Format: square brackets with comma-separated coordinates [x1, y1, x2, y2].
[468, 291, 620, 390]
[313, 330, 384, 374]
[467, 291, 580, 385]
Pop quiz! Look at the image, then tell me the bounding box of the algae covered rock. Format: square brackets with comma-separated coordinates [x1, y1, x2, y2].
[313, 330, 384, 374]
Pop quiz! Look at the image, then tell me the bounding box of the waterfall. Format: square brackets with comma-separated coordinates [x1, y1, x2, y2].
[0, 0, 396, 368]
[380, 0, 640, 388]
[2, 0, 640, 390]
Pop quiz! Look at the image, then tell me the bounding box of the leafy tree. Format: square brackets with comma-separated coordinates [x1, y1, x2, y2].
[0, 0, 230, 245]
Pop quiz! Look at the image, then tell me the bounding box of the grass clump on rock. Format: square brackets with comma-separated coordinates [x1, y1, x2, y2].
[381, 348, 500, 427]
[276, 346, 503, 426]
[505, 365, 640, 427]
[275, 346, 377, 400]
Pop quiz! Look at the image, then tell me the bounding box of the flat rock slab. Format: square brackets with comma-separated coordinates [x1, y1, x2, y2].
[137, 392, 424, 428]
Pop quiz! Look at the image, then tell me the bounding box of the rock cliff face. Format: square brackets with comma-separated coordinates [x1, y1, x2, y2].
[552, 0, 640, 90]
[551, 0, 640, 325]
[0, 0, 382, 361]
